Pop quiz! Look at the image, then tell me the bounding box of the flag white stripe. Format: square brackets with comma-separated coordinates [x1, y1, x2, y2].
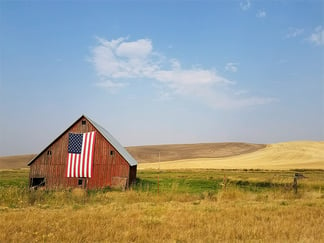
[88, 132, 95, 178]
[80, 133, 86, 177]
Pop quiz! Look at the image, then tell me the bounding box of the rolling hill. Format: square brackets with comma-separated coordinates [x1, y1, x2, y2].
[0, 154, 35, 170]
[126, 142, 265, 163]
[0, 141, 323, 170]
[139, 141, 324, 170]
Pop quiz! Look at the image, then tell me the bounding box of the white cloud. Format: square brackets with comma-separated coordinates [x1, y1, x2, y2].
[308, 26, 324, 46]
[285, 28, 304, 39]
[240, 0, 251, 11]
[90, 37, 275, 109]
[116, 39, 152, 58]
[225, 62, 239, 72]
[256, 10, 266, 18]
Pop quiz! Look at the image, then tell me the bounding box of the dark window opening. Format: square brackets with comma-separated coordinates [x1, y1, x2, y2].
[110, 150, 115, 156]
[82, 120, 86, 125]
[78, 178, 86, 188]
[78, 179, 83, 185]
[30, 178, 46, 188]
[47, 150, 52, 156]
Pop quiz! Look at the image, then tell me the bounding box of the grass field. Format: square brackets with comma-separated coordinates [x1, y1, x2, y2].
[1, 169, 324, 242]
[1, 141, 323, 242]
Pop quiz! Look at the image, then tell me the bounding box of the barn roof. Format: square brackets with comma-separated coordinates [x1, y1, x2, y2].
[28, 115, 137, 166]
[85, 116, 137, 166]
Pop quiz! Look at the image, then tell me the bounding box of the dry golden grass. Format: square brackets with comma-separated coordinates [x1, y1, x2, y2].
[1, 190, 324, 242]
[1, 169, 324, 242]
[139, 141, 324, 170]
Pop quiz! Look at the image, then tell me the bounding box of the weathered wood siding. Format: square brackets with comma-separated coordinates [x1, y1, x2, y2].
[29, 117, 136, 189]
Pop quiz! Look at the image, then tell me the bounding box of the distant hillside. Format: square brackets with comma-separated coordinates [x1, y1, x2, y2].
[3, 141, 323, 170]
[0, 143, 265, 169]
[0, 154, 35, 169]
[139, 141, 324, 170]
[126, 143, 265, 163]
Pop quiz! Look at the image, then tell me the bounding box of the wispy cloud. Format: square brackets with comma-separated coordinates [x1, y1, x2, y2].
[90, 37, 275, 109]
[285, 27, 304, 39]
[240, 0, 251, 11]
[225, 62, 239, 73]
[256, 10, 266, 18]
[307, 26, 324, 46]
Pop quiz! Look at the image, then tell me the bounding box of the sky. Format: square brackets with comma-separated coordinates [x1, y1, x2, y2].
[0, 0, 323, 156]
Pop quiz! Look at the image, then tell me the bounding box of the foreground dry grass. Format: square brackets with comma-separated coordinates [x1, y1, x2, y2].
[1, 190, 324, 242]
[139, 141, 324, 170]
[1, 169, 323, 242]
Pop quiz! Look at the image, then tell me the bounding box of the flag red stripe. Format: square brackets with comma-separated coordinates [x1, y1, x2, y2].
[80, 133, 87, 177]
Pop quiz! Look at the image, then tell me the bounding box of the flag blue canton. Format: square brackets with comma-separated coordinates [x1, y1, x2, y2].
[68, 133, 83, 154]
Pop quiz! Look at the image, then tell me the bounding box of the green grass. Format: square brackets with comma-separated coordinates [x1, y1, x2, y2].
[0, 168, 323, 209]
[0, 169, 29, 187]
[135, 169, 324, 194]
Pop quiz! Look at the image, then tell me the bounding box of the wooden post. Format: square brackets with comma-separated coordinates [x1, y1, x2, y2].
[293, 176, 298, 194]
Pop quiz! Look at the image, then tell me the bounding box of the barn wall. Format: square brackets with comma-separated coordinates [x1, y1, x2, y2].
[29, 117, 134, 189]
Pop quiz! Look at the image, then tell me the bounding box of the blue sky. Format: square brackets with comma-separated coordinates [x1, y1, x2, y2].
[0, 0, 323, 155]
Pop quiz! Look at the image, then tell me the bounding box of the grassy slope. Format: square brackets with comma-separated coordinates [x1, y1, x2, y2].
[139, 141, 324, 170]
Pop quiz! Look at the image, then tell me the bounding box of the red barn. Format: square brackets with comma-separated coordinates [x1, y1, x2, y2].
[28, 115, 137, 189]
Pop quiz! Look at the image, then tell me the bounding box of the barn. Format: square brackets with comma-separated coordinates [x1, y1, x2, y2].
[28, 115, 137, 189]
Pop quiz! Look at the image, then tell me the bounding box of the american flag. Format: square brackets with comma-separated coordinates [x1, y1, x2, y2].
[66, 131, 96, 178]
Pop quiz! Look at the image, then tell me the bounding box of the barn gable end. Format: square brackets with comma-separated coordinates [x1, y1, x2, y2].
[28, 115, 137, 189]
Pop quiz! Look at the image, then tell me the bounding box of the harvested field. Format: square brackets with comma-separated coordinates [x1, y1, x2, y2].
[126, 142, 265, 163]
[0, 154, 35, 169]
[139, 141, 324, 170]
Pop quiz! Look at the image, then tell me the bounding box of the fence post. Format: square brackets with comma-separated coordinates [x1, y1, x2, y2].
[293, 176, 298, 194]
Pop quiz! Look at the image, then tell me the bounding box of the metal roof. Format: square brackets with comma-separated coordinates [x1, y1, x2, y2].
[28, 115, 137, 167]
[85, 116, 137, 166]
